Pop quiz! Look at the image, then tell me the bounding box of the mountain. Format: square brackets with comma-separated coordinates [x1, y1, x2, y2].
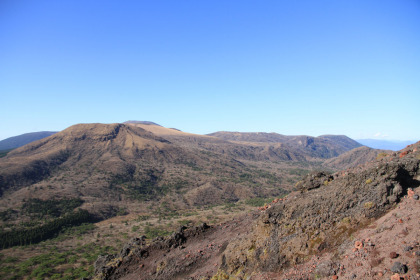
[0, 131, 57, 151]
[322, 146, 390, 170]
[0, 121, 379, 228]
[357, 139, 417, 151]
[93, 141, 420, 280]
[208, 131, 362, 159]
[0, 123, 289, 219]
[0, 123, 375, 215]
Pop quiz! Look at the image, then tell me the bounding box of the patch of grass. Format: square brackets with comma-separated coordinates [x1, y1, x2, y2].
[136, 215, 150, 221]
[116, 207, 128, 216]
[364, 201, 375, 209]
[3, 256, 19, 263]
[376, 152, 388, 160]
[177, 219, 192, 226]
[244, 197, 273, 207]
[223, 202, 237, 211]
[341, 217, 351, 224]
[144, 225, 171, 239]
[0, 242, 116, 280]
[22, 198, 84, 218]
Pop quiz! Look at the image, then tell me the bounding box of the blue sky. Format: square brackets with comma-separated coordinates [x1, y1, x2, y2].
[1, 0, 419, 141]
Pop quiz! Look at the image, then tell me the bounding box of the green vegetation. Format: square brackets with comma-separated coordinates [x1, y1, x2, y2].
[0, 209, 17, 221]
[363, 201, 375, 209]
[177, 219, 192, 226]
[0, 209, 93, 249]
[110, 170, 191, 201]
[0, 242, 116, 280]
[115, 207, 128, 216]
[57, 223, 96, 241]
[22, 198, 84, 218]
[376, 152, 388, 160]
[288, 168, 310, 177]
[126, 181, 171, 201]
[144, 225, 172, 239]
[244, 197, 274, 207]
[136, 215, 151, 221]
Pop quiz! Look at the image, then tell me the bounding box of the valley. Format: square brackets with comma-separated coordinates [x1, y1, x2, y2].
[0, 121, 396, 279]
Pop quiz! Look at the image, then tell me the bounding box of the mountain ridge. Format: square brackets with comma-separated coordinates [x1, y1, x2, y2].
[208, 131, 362, 159]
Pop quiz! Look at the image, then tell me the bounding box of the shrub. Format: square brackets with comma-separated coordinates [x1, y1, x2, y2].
[364, 201, 375, 209]
[244, 197, 273, 207]
[144, 225, 171, 239]
[376, 152, 388, 160]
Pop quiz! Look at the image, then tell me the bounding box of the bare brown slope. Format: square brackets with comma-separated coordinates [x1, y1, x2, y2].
[130, 125, 316, 162]
[208, 131, 362, 159]
[94, 142, 420, 280]
[0, 123, 172, 194]
[0, 123, 287, 219]
[322, 146, 390, 170]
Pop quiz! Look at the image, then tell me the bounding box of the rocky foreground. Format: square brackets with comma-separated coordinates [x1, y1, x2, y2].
[92, 142, 420, 280]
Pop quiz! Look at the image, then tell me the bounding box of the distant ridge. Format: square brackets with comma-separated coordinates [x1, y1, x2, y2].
[0, 131, 57, 151]
[208, 131, 362, 159]
[322, 146, 389, 170]
[123, 120, 162, 126]
[357, 139, 417, 151]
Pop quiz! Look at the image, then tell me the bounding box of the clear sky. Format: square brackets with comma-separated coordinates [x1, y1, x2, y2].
[1, 0, 419, 141]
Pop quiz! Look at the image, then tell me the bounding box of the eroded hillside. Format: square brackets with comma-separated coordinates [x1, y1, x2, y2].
[0, 122, 393, 279]
[92, 142, 420, 280]
[0, 123, 288, 221]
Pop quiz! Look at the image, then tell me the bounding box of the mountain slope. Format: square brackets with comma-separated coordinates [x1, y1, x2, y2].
[0, 131, 57, 150]
[93, 142, 420, 280]
[208, 131, 362, 159]
[0, 123, 287, 219]
[219, 142, 420, 278]
[322, 146, 390, 170]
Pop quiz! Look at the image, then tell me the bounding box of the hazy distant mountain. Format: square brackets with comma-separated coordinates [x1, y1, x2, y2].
[357, 139, 416, 151]
[0, 131, 57, 150]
